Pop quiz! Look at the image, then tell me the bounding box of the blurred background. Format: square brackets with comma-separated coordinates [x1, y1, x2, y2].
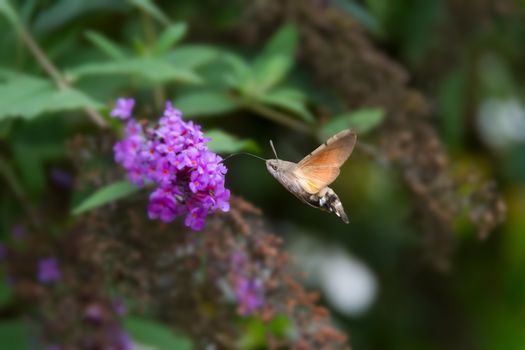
[0, 0, 524, 349]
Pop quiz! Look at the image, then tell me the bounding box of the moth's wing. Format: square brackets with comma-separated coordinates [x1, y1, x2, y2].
[294, 166, 341, 194]
[298, 129, 357, 169]
[294, 129, 356, 194]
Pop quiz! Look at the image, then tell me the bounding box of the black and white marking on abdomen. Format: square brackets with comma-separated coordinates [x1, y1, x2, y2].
[312, 187, 349, 224]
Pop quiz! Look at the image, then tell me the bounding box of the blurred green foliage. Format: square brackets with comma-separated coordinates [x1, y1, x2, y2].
[124, 317, 192, 350]
[72, 180, 140, 215]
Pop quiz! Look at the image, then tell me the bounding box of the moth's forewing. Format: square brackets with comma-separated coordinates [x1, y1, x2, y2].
[294, 129, 356, 194]
[298, 129, 357, 168]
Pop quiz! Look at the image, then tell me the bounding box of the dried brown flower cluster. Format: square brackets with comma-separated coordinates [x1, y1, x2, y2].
[5, 229, 129, 349]
[78, 194, 349, 349]
[238, 0, 506, 267]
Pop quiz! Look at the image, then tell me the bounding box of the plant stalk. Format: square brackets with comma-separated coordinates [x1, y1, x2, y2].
[242, 100, 315, 136]
[18, 26, 108, 129]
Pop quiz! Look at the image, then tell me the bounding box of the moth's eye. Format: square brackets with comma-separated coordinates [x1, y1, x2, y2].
[271, 164, 277, 170]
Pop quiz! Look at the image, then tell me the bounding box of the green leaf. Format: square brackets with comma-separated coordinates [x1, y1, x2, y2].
[85, 30, 126, 60]
[68, 57, 203, 84]
[239, 315, 294, 349]
[239, 318, 266, 349]
[19, 0, 38, 24]
[263, 87, 306, 101]
[72, 180, 140, 215]
[128, 0, 169, 25]
[268, 314, 293, 339]
[223, 53, 251, 77]
[259, 88, 314, 122]
[247, 24, 299, 95]
[252, 55, 293, 94]
[124, 317, 192, 350]
[152, 22, 187, 55]
[33, 0, 124, 34]
[174, 91, 238, 117]
[0, 118, 14, 138]
[332, 0, 380, 33]
[0, 0, 21, 30]
[321, 108, 385, 138]
[0, 72, 102, 120]
[206, 129, 258, 153]
[0, 320, 30, 349]
[166, 45, 219, 69]
[261, 23, 298, 59]
[222, 52, 252, 90]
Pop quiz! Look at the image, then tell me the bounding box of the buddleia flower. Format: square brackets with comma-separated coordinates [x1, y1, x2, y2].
[112, 99, 230, 231]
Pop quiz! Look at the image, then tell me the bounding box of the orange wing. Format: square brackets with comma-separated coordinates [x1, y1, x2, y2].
[294, 129, 356, 194]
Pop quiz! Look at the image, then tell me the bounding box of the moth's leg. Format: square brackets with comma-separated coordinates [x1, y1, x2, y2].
[307, 190, 329, 210]
[316, 187, 338, 210]
[317, 187, 329, 206]
[306, 193, 323, 208]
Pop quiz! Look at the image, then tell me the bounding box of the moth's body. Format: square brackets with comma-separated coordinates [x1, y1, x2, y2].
[266, 159, 349, 222]
[266, 129, 356, 223]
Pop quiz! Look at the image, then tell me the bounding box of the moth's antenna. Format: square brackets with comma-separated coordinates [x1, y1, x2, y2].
[269, 140, 279, 159]
[221, 152, 266, 163]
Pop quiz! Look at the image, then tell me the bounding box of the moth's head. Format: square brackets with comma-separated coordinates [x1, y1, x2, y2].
[266, 159, 280, 177]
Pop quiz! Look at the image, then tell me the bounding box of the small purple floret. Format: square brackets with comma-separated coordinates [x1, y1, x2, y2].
[111, 98, 135, 120]
[85, 303, 104, 322]
[37, 257, 61, 284]
[113, 99, 230, 231]
[112, 298, 127, 316]
[234, 276, 264, 316]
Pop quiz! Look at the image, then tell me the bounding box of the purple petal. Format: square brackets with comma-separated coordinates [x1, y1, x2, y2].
[111, 98, 135, 120]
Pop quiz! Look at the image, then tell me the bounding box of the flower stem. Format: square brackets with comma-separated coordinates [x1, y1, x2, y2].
[18, 26, 108, 129]
[241, 99, 316, 137]
[238, 97, 388, 164]
[140, 9, 165, 110]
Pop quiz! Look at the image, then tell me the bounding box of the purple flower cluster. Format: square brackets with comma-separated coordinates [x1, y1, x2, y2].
[234, 276, 265, 316]
[112, 98, 230, 231]
[37, 257, 61, 284]
[230, 251, 265, 316]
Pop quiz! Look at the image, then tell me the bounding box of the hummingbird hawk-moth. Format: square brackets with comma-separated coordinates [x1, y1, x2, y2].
[266, 129, 357, 223]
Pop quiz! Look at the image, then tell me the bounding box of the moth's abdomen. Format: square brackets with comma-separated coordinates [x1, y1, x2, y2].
[313, 188, 349, 224]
